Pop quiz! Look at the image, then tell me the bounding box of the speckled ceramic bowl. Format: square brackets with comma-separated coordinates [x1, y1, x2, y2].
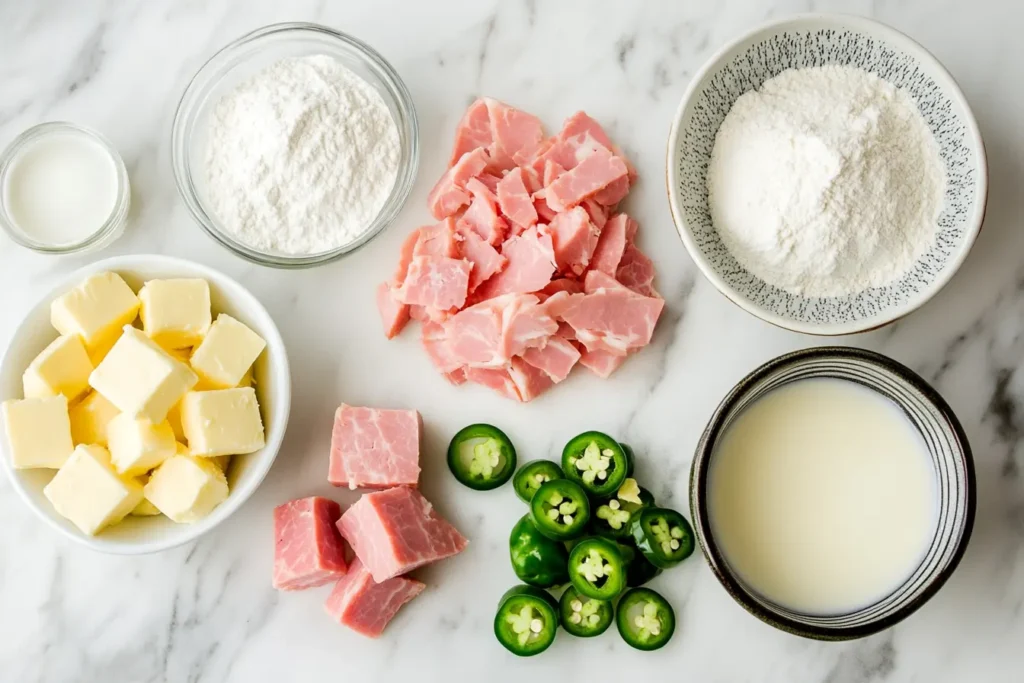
[667, 15, 987, 335]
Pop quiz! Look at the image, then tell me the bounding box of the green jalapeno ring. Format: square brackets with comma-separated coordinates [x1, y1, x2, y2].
[567, 536, 627, 601]
[494, 585, 560, 656]
[561, 431, 633, 498]
[618, 542, 664, 587]
[447, 423, 517, 491]
[616, 587, 675, 651]
[513, 460, 564, 503]
[559, 585, 613, 638]
[630, 507, 696, 569]
[529, 479, 591, 541]
[509, 515, 570, 588]
[591, 482, 655, 540]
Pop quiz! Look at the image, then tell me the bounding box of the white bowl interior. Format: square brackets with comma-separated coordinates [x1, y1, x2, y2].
[669, 15, 985, 334]
[0, 255, 290, 554]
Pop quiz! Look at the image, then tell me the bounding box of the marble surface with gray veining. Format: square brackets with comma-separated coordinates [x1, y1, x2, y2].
[1, 1, 1023, 681]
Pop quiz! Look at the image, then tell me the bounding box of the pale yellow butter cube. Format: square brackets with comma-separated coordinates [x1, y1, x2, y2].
[139, 279, 212, 349]
[22, 334, 94, 401]
[43, 444, 143, 535]
[50, 272, 140, 351]
[130, 473, 163, 516]
[87, 332, 120, 367]
[189, 314, 266, 389]
[144, 453, 229, 523]
[106, 413, 176, 476]
[89, 326, 198, 423]
[69, 391, 120, 446]
[180, 388, 265, 457]
[210, 455, 232, 473]
[1, 396, 74, 469]
[166, 400, 186, 442]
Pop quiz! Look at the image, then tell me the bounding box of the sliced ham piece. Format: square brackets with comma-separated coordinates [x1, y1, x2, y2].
[325, 558, 425, 639]
[428, 147, 490, 219]
[578, 348, 631, 378]
[590, 213, 629, 275]
[496, 167, 538, 230]
[509, 357, 555, 401]
[464, 366, 521, 401]
[397, 256, 471, 310]
[502, 295, 558, 358]
[582, 199, 609, 230]
[539, 290, 584, 319]
[457, 180, 508, 246]
[414, 218, 458, 258]
[484, 98, 546, 170]
[592, 175, 630, 207]
[562, 287, 664, 356]
[475, 172, 503, 194]
[475, 227, 556, 299]
[337, 487, 468, 582]
[546, 147, 629, 212]
[548, 207, 601, 277]
[376, 282, 410, 340]
[392, 230, 421, 285]
[539, 278, 584, 300]
[543, 160, 566, 187]
[328, 405, 421, 489]
[521, 337, 581, 383]
[456, 225, 507, 292]
[534, 195, 558, 223]
[558, 111, 637, 182]
[448, 99, 492, 166]
[273, 497, 348, 591]
[421, 321, 466, 385]
[617, 244, 658, 298]
[444, 293, 553, 368]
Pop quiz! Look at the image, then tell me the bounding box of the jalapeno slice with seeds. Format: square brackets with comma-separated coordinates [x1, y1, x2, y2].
[562, 431, 632, 498]
[529, 479, 591, 541]
[616, 588, 675, 651]
[591, 478, 655, 540]
[618, 543, 664, 587]
[513, 460, 564, 503]
[630, 507, 695, 569]
[494, 585, 559, 656]
[567, 536, 627, 601]
[559, 585, 613, 638]
[447, 424, 517, 491]
[509, 515, 569, 588]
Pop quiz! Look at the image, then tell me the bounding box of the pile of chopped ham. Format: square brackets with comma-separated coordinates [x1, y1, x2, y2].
[377, 98, 663, 401]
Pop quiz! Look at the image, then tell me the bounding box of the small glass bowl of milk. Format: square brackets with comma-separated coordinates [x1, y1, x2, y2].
[0, 122, 129, 254]
[690, 347, 975, 640]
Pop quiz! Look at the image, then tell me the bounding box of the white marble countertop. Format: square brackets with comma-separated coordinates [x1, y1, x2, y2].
[2, 1, 1023, 681]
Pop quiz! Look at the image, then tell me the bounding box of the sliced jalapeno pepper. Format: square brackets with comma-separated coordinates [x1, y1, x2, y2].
[513, 460, 564, 503]
[529, 479, 591, 541]
[494, 585, 559, 656]
[591, 478, 655, 540]
[616, 587, 675, 651]
[562, 431, 633, 498]
[509, 515, 569, 588]
[618, 543, 664, 587]
[447, 423, 517, 490]
[559, 585, 613, 638]
[567, 536, 627, 601]
[630, 507, 695, 569]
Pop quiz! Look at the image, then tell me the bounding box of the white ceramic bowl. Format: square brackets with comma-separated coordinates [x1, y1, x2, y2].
[667, 14, 987, 335]
[0, 255, 291, 554]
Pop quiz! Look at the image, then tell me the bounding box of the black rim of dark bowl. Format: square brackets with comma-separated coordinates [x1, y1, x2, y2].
[689, 346, 976, 640]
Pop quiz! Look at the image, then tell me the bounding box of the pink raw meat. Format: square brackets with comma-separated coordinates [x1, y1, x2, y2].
[562, 288, 664, 356]
[484, 98, 546, 170]
[559, 111, 637, 182]
[555, 321, 577, 341]
[521, 165, 542, 194]
[502, 295, 558, 358]
[584, 269, 632, 294]
[590, 213, 629, 275]
[273, 497, 348, 591]
[448, 99, 492, 166]
[509, 357, 555, 401]
[397, 256, 471, 310]
[465, 366, 522, 401]
[458, 180, 508, 246]
[521, 337, 581, 382]
[496, 168, 538, 230]
[376, 282, 410, 340]
[476, 172, 503, 193]
[475, 227, 556, 299]
[534, 195, 558, 223]
[328, 405, 421, 489]
[592, 176, 630, 206]
[582, 199, 609, 230]
[579, 348, 631, 378]
[616, 244, 658, 298]
[445, 297, 506, 368]
[428, 148, 490, 219]
[539, 290, 584, 319]
[543, 160, 566, 187]
[548, 207, 601, 276]
[393, 230, 421, 285]
[456, 225, 507, 292]
[546, 148, 628, 212]
[539, 278, 584, 300]
[414, 218, 458, 258]
[337, 487, 468, 582]
[421, 321, 466, 385]
[325, 558, 425, 639]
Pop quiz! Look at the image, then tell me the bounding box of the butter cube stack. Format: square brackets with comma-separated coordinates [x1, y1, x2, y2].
[190, 314, 266, 389]
[1, 396, 74, 469]
[144, 452, 229, 523]
[22, 334, 93, 401]
[69, 391, 120, 447]
[106, 413, 177, 476]
[139, 279, 212, 349]
[51, 272, 140, 352]
[43, 445, 143, 535]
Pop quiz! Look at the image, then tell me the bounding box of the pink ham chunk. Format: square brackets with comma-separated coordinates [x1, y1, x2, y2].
[543, 160, 566, 187]
[458, 180, 508, 246]
[337, 487, 468, 582]
[444, 293, 554, 368]
[562, 287, 664, 356]
[376, 282, 410, 340]
[521, 337, 581, 383]
[484, 98, 546, 170]
[582, 199, 609, 230]
[456, 225, 507, 292]
[546, 148, 628, 212]
[509, 357, 555, 401]
[414, 218, 458, 258]
[325, 558, 425, 639]
[448, 99, 492, 166]
[592, 176, 630, 207]
[539, 278, 584, 300]
[421, 321, 466, 385]
[329, 405, 421, 489]
[496, 167, 538, 230]
[590, 213, 629, 275]
[475, 227, 556, 299]
[548, 207, 601, 276]
[502, 295, 558, 358]
[464, 366, 522, 401]
[428, 148, 490, 220]
[579, 348, 631, 378]
[397, 256, 471, 311]
[392, 230, 421, 285]
[273, 497, 348, 591]
[559, 111, 637, 182]
[616, 244, 658, 298]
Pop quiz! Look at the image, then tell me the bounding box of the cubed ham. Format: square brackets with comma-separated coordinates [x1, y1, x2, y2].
[502, 295, 558, 358]
[555, 321, 577, 341]
[562, 288, 664, 356]
[337, 487, 468, 582]
[578, 348, 631, 378]
[521, 165, 542, 194]
[590, 213, 629, 275]
[456, 225, 507, 292]
[546, 148, 628, 212]
[393, 230, 421, 285]
[582, 199, 609, 230]
[448, 99, 493, 166]
[457, 181, 508, 246]
[476, 172, 502, 194]
[558, 111, 637, 182]
[273, 497, 348, 591]
[539, 290, 584, 319]
[414, 218, 458, 258]
[539, 278, 584, 300]
[534, 195, 558, 223]
[376, 282, 410, 339]
[325, 558, 425, 639]
[496, 167, 538, 230]
[329, 405, 421, 489]
[548, 207, 601, 276]
[592, 176, 630, 207]
[543, 160, 566, 187]
[616, 244, 658, 298]
[475, 227, 556, 299]
[521, 337, 581, 383]
[428, 148, 490, 219]
[444, 293, 553, 367]
[484, 98, 546, 170]
[421, 321, 466, 385]
[509, 357, 555, 401]
[584, 269, 631, 294]
[464, 366, 522, 401]
[396, 256, 471, 310]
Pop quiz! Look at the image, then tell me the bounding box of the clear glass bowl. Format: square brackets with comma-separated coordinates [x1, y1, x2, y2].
[0, 122, 130, 254]
[171, 22, 419, 269]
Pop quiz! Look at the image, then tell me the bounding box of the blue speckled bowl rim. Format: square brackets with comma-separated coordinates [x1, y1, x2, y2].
[666, 14, 989, 335]
[689, 346, 976, 640]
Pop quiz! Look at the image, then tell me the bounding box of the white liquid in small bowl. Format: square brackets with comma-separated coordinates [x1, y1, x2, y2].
[709, 378, 938, 615]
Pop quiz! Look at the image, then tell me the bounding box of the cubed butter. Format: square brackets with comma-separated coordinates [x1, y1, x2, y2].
[166, 400, 186, 442]
[89, 326, 198, 423]
[69, 391, 120, 446]
[139, 279, 212, 349]
[130, 473, 163, 517]
[210, 455, 232, 473]
[180, 388, 265, 457]
[50, 272, 140, 350]
[106, 413, 176, 476]
[144, 453, 229, 523]
[87, 332, 120, 367]
[22, 334, 94, 401]
[2, 397, 74, 469]
[43, 444, 143, 535]
[189, 314, 266, 389]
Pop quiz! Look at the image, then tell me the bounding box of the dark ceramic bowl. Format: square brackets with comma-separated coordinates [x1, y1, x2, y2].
[690, 347, 975, 640]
